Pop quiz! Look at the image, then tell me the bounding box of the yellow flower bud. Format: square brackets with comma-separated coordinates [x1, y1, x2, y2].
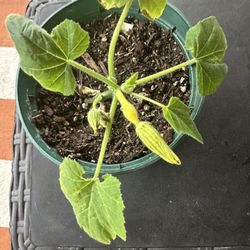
[116, 90, 139, 125]
[136, 121, 181, 165]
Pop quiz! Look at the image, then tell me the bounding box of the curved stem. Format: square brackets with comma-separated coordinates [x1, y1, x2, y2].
[67, 59, 119, 89]
[93, 96, 118, 179]
[136, 58, 197, 86]
[108, 0, 133, 78]
[131, 92, 165, 108]
[92, 89, 113, 108]
[93, 95, 103, 109]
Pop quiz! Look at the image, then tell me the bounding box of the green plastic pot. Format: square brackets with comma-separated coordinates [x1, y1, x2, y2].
[16, 0, 204, 175]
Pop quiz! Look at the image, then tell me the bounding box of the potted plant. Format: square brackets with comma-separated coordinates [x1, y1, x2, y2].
[6, 0, 227, 245]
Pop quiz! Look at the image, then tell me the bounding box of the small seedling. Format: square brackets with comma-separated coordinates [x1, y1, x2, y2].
[6, 0, 227, 244]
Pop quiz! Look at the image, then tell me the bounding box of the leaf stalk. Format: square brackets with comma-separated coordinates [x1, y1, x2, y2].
[136, 58, 197, 86]
[67, 59, 119, 89]
[131, 92, 165, 108]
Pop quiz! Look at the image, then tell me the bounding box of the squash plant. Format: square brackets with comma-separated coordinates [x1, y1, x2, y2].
[6, 0, 227, 245]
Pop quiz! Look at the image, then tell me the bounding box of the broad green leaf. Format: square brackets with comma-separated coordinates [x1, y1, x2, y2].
[163, 97, 203, 143]
[136, 121, 181, 165]
[186, 17, 227, 62]
[98, 0, 127, 9]
[51, 19, 89, 60]
[5, 15, 89, 96]
[197, 61, 228, 95]
[59, 158, 126, 245]
[186, 16, 228, 95]
[138, 0, 168, 19]
[121, 72, 139, 94]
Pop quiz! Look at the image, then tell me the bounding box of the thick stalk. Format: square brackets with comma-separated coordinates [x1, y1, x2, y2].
[67, 59, 119, 89]
[136, 58, 197, 86]
[93, 97, 118, 179]
[131, 92, 165, 108]
[108, 0, 133, 78]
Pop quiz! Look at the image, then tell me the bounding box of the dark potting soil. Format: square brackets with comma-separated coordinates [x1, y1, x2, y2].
[32, 14, 190, 164]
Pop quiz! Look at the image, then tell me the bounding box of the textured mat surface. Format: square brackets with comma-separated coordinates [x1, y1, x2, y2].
[10, 0, 250, 249]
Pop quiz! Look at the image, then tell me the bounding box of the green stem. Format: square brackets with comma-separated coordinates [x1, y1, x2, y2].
[68, 59, 119, 89]
[131, 92, 165, 108]
[92, 1, 133, 178]
[93, 97, 118, 179]
[92, 89, 113, 108]
[72, 3, 195, 179]
[93, 95, 102, 109]
[108, 0, 133, 78]
[136, 58, 197, 86]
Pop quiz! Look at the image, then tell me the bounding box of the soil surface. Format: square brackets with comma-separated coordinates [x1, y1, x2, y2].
[32, 14, 190, 164]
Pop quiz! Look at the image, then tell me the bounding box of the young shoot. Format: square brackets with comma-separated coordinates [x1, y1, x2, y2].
[6, 0, 227, 245]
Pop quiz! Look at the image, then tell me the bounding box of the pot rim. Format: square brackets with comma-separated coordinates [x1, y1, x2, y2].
[16, 0, 205, 175]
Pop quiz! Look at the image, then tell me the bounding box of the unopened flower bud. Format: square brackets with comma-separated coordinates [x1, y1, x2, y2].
[116, 90, 139, 125]
[87, 108, 109, 135]
[136, 121, 181, 165]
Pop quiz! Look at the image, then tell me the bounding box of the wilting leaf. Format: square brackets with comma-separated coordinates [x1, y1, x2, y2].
[59, 158, 126, 245]
[163, 97, 203, 143]
[138, 0, 168, 19]
[76, 85, 100, 96]
[186, 16, 228, 95]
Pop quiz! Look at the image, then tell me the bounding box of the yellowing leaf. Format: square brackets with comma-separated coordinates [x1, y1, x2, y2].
[163, 97, 203, 143]
[186, 16, 228, 95]
[87, 108, 101, 134]
[59, 158, 126, 245]
[138, 0, 168, 19]
[136, 121, 181, 165]
[98, 0, 127, 9]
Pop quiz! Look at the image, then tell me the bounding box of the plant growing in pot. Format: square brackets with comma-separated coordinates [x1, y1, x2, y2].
[6, 0, 227, 245]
